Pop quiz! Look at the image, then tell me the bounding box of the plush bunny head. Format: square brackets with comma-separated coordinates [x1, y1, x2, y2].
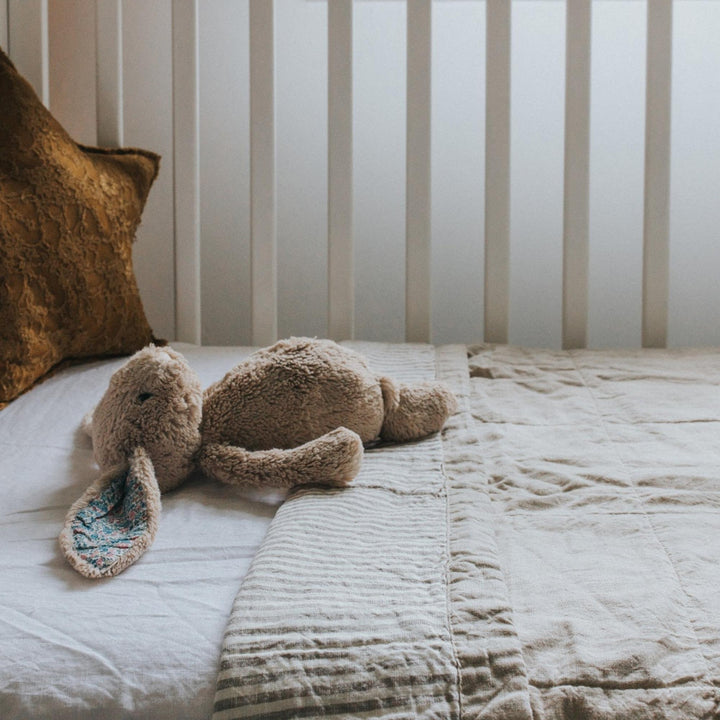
[59, 345, 203, 579]
[90, 345, 203, 492]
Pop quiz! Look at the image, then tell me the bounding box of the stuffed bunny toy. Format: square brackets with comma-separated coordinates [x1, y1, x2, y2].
[60, 337, 456, 579]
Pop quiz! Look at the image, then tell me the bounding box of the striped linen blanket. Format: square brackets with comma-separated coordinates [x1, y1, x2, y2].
[213, 343, 720, 719]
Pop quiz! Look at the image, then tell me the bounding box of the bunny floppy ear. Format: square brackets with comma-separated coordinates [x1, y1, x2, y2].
[59, 447, 161, 579]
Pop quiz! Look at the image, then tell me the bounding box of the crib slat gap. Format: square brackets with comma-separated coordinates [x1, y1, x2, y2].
[250, 0, 277, 347]
[484, 0, 511, 345]
[8, 0, 49, 106]
[95, 0, 123, 147]
[642, 0, 672, 349]
[328, 0, 354, 341]
[562, 0, 591, 350]
[1, 1, 9, 51]
[172, 0, 201, 344]
[406, 0, 432, 344]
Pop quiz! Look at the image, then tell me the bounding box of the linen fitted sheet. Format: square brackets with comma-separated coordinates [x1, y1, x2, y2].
[0, 344, 285, 720]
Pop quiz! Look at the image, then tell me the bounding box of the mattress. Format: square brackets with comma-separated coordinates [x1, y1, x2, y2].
[5, 340, 720, 720]
[0, 344, 285, 720]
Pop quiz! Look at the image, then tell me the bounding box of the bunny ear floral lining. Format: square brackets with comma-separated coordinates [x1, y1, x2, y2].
[59, 448, 161, 579]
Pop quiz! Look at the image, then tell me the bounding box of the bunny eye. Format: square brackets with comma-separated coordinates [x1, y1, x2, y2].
[137, 392, 154, 403]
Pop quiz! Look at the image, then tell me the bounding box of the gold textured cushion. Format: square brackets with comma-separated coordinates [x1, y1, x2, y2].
[0, 48, 160, 405]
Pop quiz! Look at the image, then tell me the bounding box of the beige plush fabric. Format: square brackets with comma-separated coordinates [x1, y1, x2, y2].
[90, 345, 203, 493]
[198, 337, 456, 487]
[213, 342, 720, 720]
[62, 338, 456, 578]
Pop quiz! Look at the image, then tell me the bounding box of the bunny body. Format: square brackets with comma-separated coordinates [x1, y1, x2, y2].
[62, 337, 456, 577]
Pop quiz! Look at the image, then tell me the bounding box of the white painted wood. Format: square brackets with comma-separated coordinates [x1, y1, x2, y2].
[172, 0, 201, 344]
[0, 1, 8, 51]
[510, 0, 565, 349]
[562, 0, 591, 350]
[122, 1, 176, 340]
[198, 0, 250, 345]
[353, 1, 405, 342]
[642, 0, 673, 348]
[250, 0, 277, 346]
[587, 0, 645, 349]
[484, 0, 511, 344]
[405, 0, 432, 343]
[327, 0, 354, 341]
[8, 0, 48, 105]
[95, 0, 123, 146]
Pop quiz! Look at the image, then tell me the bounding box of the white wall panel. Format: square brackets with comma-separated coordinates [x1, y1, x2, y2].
[483, 0, 510, 345]
[669, 1, 720, 347]
[8, 0, 48, 105]
[562, 0, 591, 350]
[405, 0, 432, 343]
[122, 0, 176, 341]
[431, 0, 484, 346]
[642, 0, 672, 348]
[0, 1, 7, 50]
[276, 0, 327, 340]
[353, 0, 406, 342]
[587, 0, 645, 349]
[48, 0, 97, 145]
[327, 0, 355, 341]
[198, 0, 250, 346]
[509, 1, 565, 349]
[249, 0, 277, 346]
[95, 0, 122, 147]
[172, 0, 201, 344]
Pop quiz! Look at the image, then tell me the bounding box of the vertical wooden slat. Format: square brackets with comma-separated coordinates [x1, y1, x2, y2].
[406, 0, 432, 343]
[172, 0, 201, 344]
[562, 0, 592, 350]
[8, 0, 48, 105]
[484, 0, 511, 344]
[643, 0, 673, 348]
[95, 0, 123, 147]
[250, 0, 277, 346]
[327, 0, 354, 341]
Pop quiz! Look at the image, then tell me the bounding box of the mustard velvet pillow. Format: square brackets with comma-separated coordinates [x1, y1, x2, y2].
[0, 48, 160, 405]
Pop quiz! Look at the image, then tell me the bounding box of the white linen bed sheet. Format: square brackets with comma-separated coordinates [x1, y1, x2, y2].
[0, 344, 285, 720]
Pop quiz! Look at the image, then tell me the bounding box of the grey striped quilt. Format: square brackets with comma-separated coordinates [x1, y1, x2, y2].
[213, 343, 720, 719]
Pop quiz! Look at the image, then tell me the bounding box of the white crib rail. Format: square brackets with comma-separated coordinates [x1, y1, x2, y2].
[5, 0, 685, 350]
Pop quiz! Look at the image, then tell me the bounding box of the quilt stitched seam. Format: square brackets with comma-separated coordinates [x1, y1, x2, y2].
[465, 346, 539, 720]
[442, 466, 464, 720]
[437, 349, 465, 720]
[568, 351, 714, 687]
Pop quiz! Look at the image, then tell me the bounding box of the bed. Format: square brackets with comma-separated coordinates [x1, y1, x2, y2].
[3, 1, 720, 718]
[3, 340, 720, 719]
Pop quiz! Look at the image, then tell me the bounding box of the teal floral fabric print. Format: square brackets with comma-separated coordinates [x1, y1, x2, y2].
[71, 467, 149, 573]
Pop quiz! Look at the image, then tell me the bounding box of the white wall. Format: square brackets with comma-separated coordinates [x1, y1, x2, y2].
[37, 0, 720, 348]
